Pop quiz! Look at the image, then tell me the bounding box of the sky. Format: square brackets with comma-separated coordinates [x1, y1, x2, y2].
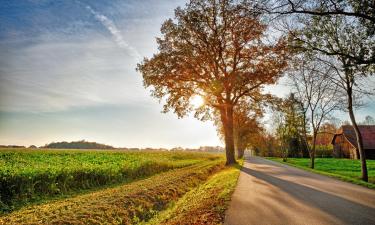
[0, 0, 374, 148]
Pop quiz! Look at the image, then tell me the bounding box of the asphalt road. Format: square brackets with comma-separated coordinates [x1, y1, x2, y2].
[225, 156, 375, 225]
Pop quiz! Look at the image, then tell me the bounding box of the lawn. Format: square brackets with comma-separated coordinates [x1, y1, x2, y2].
[0, 148, 221, 213]
[0, 153, 242, 225]
[266, 157, 375, 189]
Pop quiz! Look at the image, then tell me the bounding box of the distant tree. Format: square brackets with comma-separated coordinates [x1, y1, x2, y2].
[0, 145, 25, 148]
[43, 140, 114, 149]
[214, 101, 264, 159]
[316, 122, 337, 146]
[262, 133, 279, 157]
[361, 115, 375, 125]
[233, 107, 263, 159]
[273, 94, 308, 160]
[273, 108, 289, 161]
[137, 0, 288, 164]
[252, 132, 279, 157]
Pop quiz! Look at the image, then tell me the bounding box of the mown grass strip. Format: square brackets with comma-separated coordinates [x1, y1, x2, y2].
[0, 149, 220, 213]
[146, 159, 243, 225]
[266, 157, 375, 189]
[0, 159, 225, 225]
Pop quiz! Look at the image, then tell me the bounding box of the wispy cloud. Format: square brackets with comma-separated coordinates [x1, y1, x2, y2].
[0, 37, 148, 112]
[84, 4, 141, 60]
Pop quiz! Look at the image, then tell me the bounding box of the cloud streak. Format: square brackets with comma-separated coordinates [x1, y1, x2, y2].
[0, 37, 148, 112]
[85, 4, 141, 60]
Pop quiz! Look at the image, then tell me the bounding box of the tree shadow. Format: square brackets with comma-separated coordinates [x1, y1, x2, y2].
[240, 159, 375, 225]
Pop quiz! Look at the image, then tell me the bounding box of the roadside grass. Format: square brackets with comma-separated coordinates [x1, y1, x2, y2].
[0, 149, 221, 213]
[266, 157, 375, 189]
[146, 159, 243, 225]
[0, 159, 226, 225]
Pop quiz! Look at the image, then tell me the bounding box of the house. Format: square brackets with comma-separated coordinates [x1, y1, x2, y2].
[331, 125, 375, 159]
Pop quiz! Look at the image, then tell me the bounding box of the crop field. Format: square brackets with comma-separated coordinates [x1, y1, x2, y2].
[0, 148, 222, 213]
[267, 157, 375, 188]
[0, 149, 242, 225]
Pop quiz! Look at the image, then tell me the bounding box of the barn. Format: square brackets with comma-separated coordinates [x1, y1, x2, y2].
[331, 125, 375, 159]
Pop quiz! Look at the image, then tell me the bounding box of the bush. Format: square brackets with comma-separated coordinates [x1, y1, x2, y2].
[315, 145, 333, 158]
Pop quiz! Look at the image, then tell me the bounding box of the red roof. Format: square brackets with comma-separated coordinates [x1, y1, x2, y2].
[332, 125, 375, 150]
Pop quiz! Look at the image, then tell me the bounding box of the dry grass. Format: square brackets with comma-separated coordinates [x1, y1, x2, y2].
[146, 160, 243, 225]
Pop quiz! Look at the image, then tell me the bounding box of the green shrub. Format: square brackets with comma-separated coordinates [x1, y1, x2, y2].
[315, 145, 333, 158]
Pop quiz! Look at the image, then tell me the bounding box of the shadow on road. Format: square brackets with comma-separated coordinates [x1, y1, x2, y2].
[241, 158, 375, 225]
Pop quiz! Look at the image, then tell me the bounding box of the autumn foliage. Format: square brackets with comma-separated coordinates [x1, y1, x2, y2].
[137, 0, 288, 164]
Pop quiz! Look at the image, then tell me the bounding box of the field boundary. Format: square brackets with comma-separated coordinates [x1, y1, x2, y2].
[145, 159, 243, 225]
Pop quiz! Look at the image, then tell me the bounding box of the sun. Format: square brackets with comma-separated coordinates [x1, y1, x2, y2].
[190, 95, 204, 108]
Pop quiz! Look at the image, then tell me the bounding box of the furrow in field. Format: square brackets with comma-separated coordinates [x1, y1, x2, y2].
[0, 159, 225, 225]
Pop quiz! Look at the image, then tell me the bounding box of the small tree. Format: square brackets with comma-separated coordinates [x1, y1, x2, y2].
[273, 109, 289, 161]
[272, 94, 308, 159]
[289, 56, 339, 168]
[361, 115, 375, 125]
[137, 0, 288, 164]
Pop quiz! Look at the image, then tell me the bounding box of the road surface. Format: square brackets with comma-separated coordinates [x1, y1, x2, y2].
[225, 156, 375, 225]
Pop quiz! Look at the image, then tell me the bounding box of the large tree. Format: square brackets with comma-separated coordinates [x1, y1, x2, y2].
[137, 0, 288, 164]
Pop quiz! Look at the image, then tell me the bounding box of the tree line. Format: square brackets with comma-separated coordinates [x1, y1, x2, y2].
[137, 0, 374, 182]
[42, 140, 115, 149]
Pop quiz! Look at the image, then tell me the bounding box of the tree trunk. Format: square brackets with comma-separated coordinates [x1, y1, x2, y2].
[235, 138, 245, 159]
[310, 132, 317, 169]
[301, 110, 311, 159]
[281, 139, 288, 162]
[220, 106, 236, 165]
[347, 88, 368, 182]
[237, 147, 245, 159]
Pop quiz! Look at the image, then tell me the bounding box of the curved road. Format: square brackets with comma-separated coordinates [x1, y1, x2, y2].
[225, 156, 375, 225]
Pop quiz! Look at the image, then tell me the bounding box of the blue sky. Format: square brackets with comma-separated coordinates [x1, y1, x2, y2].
[0, 0, 222, 148]
[0, 0, 373, 148]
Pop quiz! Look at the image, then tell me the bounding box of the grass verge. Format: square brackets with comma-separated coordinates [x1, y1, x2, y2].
[145, 159, 243, 225]
[266, 157, 375, 189]
[0, 159, 225, 224]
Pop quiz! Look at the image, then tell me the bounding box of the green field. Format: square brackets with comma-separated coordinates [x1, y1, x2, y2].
[266, 157, 375, 188]
[0, 149, 241, 224]
[0, 149, 221, 213]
